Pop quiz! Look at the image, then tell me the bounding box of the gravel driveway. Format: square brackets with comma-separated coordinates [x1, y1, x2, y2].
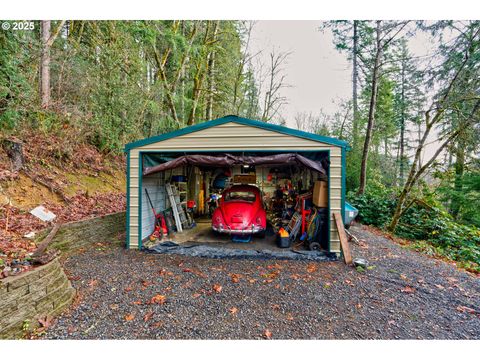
[44, 224, 480, 339]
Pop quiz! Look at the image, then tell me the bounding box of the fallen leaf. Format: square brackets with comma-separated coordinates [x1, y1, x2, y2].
[141, 280, 152, 287]
[355, 303, 362, 309]
[124, 286, 133, 292]
[125, 314, 135, 321]
[435, 284, 445, 290]
[401, 286, 416, 294]
[88, 279, 98, 287]
[132, 300, 142, 305]
[149, 294, 167, 305]
[38, 315, 52, 329]
[192, 293, 202, 298]
[271, 304, 280, 311]
[267, 263, 283, 270]
[306, 263, 318, 273]
[248, 278, 257, 284]
[213, 284, 222, 293]
[263, 329, 272, 339]
[229, 307, 238, 315]
[262, 270, 280, 279]
[183, 268, 193, 273]
[109, 304, 119, 310]
[286, 313, 294, 321]
[447, 277, 458, 283]
[456, 305, 476, 314]
[143, 311, 154, 322]
[230, 274, 241, 283]
[388, 320, 396, 326]
[159, 268, 171, 276]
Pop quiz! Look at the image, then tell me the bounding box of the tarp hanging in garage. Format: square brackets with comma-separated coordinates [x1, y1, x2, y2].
[143, 153, 327, 176]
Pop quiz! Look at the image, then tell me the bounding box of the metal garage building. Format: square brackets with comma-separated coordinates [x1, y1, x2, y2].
[124, 115, 349, 253]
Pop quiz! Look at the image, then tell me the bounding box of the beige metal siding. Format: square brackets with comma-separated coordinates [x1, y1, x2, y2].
[128, 122, 343, 252]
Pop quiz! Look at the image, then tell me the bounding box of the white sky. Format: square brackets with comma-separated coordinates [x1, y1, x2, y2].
[250, 21, 351, 127]
[249, 20, 444, 161]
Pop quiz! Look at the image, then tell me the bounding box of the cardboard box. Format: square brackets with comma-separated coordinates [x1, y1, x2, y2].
[234, 174, 256, 184]
[312, 180, 328, 207]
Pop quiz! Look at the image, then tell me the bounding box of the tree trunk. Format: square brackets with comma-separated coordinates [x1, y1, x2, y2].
[40, 20, 51, 109]
[451, 137, 465, 218]
[399, 57, 406, 185]
[2, 138, 25, 172]
[188, 21, 218, 125]
[352, 20, 359, 149]
[357, 21, 382, 195]
[205, 26, 218, 120]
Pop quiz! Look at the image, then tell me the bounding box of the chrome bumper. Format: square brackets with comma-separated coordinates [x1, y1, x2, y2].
[212, 224, 264, 235]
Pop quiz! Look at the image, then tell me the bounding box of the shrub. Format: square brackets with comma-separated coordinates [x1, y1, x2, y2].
[347, 179, 396, 227]
[348, 183, 480, 272]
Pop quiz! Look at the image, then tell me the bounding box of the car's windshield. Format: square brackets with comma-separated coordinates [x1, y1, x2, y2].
[224, 191, 256, 202]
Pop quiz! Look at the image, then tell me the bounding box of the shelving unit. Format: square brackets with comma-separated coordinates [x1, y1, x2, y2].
[172, 181, 188, 205]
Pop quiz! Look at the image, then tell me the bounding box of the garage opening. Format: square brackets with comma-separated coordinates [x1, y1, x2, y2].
[138, 150, 331, 255]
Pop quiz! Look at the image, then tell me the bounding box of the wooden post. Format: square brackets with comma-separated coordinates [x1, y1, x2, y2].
[333, 212, 352, 265]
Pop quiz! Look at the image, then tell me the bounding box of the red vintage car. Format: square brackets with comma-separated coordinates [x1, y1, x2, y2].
[211, 185, 267, 235]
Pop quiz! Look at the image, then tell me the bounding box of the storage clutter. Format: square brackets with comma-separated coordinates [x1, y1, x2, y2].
[140, 155, 331, 252]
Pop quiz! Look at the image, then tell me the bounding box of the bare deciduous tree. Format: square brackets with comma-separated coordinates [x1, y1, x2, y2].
[260, 49, 291, 122]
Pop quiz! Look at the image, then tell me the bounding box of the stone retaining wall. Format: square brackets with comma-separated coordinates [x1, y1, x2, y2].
[46, 211, 126, 254]
[0, 259, 75, 339]
[0, 211, 126, 338]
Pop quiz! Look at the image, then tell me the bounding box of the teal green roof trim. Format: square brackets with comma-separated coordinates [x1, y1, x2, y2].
[124, 115, 350, 151]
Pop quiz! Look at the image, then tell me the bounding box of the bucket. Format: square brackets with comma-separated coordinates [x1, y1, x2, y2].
[277, 235, 291, 248]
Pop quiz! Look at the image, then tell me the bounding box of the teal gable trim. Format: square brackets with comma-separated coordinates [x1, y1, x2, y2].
[138, 152, 143, 249]
[124, 115, 350, 151]
[341, 147, 346, 224]
[326, 149, 331, 253]
[126, 150, 130, 248]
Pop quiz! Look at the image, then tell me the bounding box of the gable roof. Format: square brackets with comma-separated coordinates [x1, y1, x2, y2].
[124, 115, 350, 151]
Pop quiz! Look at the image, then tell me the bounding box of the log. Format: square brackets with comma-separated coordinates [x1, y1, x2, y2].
[333, 212, 352, 265]
[24, 171, 69, 202]
[31, 223, 61, 263]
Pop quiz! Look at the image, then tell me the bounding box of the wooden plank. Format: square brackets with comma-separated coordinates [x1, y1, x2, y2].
[333, 212, 352, 265]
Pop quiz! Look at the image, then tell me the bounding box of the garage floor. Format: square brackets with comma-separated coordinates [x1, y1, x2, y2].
[170, 218, 299, 253]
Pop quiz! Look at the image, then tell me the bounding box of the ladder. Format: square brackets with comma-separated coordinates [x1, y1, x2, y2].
[287, 212, 302, 241]
[165, 183, 188, 232]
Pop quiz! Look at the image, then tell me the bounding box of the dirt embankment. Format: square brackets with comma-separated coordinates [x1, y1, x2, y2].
[0, 131, 127, 277]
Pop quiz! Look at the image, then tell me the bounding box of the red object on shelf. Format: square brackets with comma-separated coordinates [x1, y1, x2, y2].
[187, 200, 196, 208]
